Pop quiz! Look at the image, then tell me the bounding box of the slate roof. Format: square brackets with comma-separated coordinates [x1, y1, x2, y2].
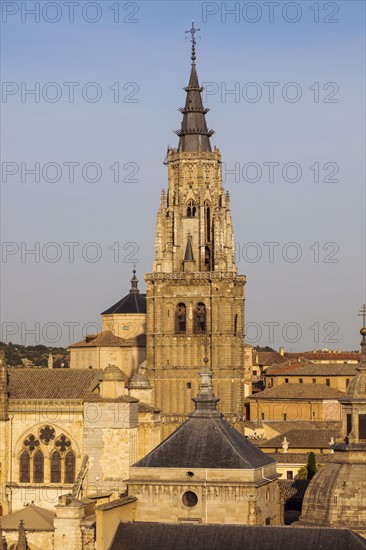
[69, 331, 146, 348]
[102, 292, 146, 315]
[266, 363, 357, 376]
[8, 368, 99, 400]
[133, 413, 274, 470]
[249, 383, 345, 400]
[258, 429, 339, 449]
[0, 505, 55, 531]
[110, 522, 366, 550]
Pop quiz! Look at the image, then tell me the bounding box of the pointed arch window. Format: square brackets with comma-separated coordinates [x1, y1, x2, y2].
[194, 303, 206, 333]
[204, 246, 211, 272]
[19, 450, 30, 483]
[175, 303, 186, 333]
[50, 451, 61, 483]
[186, 200, 196, 218]
[33, 450, 44, 483]
[64, 450, 76, 484]
[204, 201, 211, 242]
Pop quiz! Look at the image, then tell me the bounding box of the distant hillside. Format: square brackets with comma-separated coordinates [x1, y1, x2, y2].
[0, 342, 69, 368]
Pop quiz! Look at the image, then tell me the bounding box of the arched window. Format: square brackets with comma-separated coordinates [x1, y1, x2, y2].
[19, 450, 30, 483]
[175, 303, 186, 333]
[204, 246, 211, 271]
[186, 200, 196, 218]
[64, 451, 76, 484]
[50, 451, 61, 483]
[204, 201, 211, 242]
[33, 450, 44, 483]
[194, 303, 206, 333]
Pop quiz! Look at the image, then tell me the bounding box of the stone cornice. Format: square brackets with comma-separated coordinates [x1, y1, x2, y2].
[145, 272, 246, 282]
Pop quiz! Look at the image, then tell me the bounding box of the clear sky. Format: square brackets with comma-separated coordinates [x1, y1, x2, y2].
[1, 0, 365, 351]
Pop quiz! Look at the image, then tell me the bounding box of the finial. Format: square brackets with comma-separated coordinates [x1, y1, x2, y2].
[130, 265, 139, 293]
[185, 20, 200, 63]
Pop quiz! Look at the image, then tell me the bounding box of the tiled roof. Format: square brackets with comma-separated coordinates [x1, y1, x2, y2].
[269, 452, 331, 464]
[8, 368, 99, 399]
[138, 402, 160, 413]
[249, 383, 345, 400]
[258, 429, 339, 449]
[263, 421, 341, 435]
[285, 352, 359, 361]
[0, 504, 55, 531]
[133, 415, 275, 470]
[102, 292, 146, 315]
[266, 363, 357, 376]
[69, 331, 146, 348]
[254, 351, 288, 366]
[278, 479, 310, 501]
[110, 522, 366, 550]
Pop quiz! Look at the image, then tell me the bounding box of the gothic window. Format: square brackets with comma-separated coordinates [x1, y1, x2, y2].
[50, 451, 61, 483]
[55, 435, 71, 453]
[33, 450, 44, 483]
[24, 434, 40, 452]
[234, 314, 238, 336]
[64, 451, 76, 484]
[39, 425, 55, 444]
[204, 201, 211, 242]
[204, 246, 211, 271]
[194, 303, 206, 333]
[19, 450, 30, 483]
[186, 200, 196, 218]
[175, 303, 186, 333]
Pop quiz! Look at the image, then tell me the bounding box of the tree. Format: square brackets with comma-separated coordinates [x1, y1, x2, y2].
[307, 452, 317, 480]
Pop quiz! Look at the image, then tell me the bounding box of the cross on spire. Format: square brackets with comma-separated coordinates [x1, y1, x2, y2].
[185, 20, 200, 62]
[358, 304, 366, 327]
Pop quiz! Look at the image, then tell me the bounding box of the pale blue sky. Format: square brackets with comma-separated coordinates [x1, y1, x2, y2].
[1, 1, 365, 350]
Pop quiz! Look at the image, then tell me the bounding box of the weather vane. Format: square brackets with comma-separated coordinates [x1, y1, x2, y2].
[358, 304, 366, 327]
[185, 20, 201, 62]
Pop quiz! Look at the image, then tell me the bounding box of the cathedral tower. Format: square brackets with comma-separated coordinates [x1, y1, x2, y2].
[145, 27, 246, 435]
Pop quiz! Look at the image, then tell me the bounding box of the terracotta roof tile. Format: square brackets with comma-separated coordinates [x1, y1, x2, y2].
[249, 383, 345, 400]
[267, 363, 357, 376]
[8, 368, 99, 400]
[69, 331, 146, 348]
[258, 429, 339, 449]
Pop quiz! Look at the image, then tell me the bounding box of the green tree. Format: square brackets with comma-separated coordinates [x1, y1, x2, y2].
[307, 452, 317, 480]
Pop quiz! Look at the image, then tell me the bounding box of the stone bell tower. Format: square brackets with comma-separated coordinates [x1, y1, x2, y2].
[145, 25, 246, 436]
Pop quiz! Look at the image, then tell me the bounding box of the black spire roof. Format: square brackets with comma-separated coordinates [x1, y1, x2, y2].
[101, 267, 146, 315]
[174, 28, 214, 153]
[133, 370, 274, 469]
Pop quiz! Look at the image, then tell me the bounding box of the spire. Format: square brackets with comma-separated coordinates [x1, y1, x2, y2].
[189, 368, 222, 418]
[130, 265, 139, 294]
[174, 22, 214, 153]
[16, 521, 28, 550]
[0, 532, 8, 550]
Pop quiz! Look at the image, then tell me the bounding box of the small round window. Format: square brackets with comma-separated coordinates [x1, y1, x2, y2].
[182, 491, 198, 507]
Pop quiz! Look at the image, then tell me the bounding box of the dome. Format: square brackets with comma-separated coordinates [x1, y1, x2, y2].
[102, 365, 126, 382]
[300, 457, 366, 531]
[345, 371, 366, 400]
